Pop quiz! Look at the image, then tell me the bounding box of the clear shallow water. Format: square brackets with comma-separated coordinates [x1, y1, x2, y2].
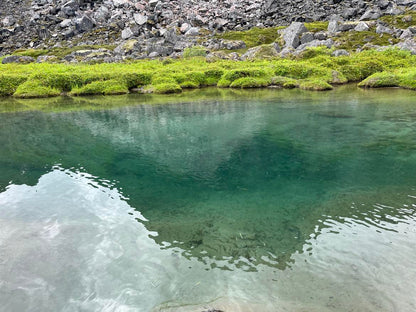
[0, 86, 416, 311]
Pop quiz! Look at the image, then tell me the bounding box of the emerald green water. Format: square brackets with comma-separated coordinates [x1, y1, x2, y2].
[0, 86, 415, 311]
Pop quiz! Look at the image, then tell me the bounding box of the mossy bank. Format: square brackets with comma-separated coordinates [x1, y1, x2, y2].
[1, 47, 416, 99]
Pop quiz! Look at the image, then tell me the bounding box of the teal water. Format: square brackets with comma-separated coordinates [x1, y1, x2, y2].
[0, 86, 416, 311]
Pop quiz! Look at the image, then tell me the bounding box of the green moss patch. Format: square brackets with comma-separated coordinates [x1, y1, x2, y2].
[358, 72, 400, 88]
[14, 80, 61, 98]
[299, 79, 333, 91]
[215, 26, 285, 48]
[230, 77, 271, 88]
[69, 79, 128, 96]
[0, 74, 28, 96]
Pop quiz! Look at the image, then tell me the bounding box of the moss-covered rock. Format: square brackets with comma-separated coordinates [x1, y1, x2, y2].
[0, 74, 27, 96]
[69, 79, 128, 96]
[299, 79, 333, 91]
[14, 80, 61, 98]
[230, 77, 271, 88]
[358, 72, 400, 88]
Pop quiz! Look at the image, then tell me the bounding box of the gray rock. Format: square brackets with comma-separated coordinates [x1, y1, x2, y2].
[2, 55, 35, 64]
[60, 19, 72, 28]
[385, 5, 405, 15]
[395, 39, 416, 54]
[314, 31, 328, 40]
[148, 51, 160, 58]
[399, 28, 414, 39]
[134, 14, 148, 26]
[75, 15, 94, 32]
[94, 6, 110, 23]
[377, 0, 390, 9]
[376, 24, 394, 35]
[355, 21, 369, 31]
[282, 22, 308, 48]
[185, 27, 199, 36]
[148, 0, 159, 8]
[180, 23, 191, 34]
[360, 8, 382, 21]
[296, 39, 334, 53]
[342, 8, 358, 19]
[338, 22, 356, 32]
[328, 20, 339, 34]
[300, 32, 314, 44]
[2, 16, 16, 27]
[121, 27, 134, 39]
[332, 49, 350, 56]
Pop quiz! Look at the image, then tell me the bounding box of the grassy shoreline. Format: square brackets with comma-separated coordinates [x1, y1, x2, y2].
[1, 47, 416, 99]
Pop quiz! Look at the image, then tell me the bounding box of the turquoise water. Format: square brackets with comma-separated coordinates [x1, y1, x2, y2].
[0, 86, 416, 311]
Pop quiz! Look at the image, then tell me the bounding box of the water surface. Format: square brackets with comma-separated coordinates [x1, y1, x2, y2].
[0, 86, 415, 311]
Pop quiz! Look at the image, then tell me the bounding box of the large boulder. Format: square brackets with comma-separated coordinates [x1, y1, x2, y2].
[75, 15, 94, 32]
[282, 22, 308, 48]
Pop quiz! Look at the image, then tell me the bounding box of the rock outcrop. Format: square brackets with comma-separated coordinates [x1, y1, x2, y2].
[1, 0, 416, 59]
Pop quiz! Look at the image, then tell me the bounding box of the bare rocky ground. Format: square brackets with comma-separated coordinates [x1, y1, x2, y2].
[1, 0, 416, 62]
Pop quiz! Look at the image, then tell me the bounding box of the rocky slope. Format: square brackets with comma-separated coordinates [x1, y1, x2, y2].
[1, 0, 416, 60]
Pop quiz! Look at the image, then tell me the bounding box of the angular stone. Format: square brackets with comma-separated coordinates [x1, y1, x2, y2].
[185, 27, 200, 36]
[360, 8, 381, 21]
[355, 21, 369, 31]
[180, 23, 191, 34]
[314, 31, 328, 40]
[400, 28, 414, 39]
[328, 20, 339, 34]
[376, 24, 394, 35]
[282, 22, 308, 48]
[121, 27, 134, 39]
[395, 39, 416, 54]
[300, 32, 314, 44]
[296, 39, 334, 53]
[134, 14, 148, 26]
[75, 15, 94, 32]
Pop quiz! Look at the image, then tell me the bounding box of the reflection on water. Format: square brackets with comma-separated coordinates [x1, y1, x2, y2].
[0, 86, 416, 311]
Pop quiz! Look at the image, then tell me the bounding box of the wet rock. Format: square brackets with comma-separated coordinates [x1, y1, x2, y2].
[2, 55, 35, 64]
[282, 22, 308, 48]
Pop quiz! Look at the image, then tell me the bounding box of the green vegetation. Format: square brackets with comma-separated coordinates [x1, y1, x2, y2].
[299, 79, 333, 91]
[305, 21, 329, 32]
[1, 48, 416, 98]
[183, 46, 207, 58]
[379, 11, 416, 29]
[12, 45, 116, 59]
[70, 79, 128, 96]
[14, 80, 60, 98]
[333, 30, 399, 50]
[358, 72, 400, 88]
